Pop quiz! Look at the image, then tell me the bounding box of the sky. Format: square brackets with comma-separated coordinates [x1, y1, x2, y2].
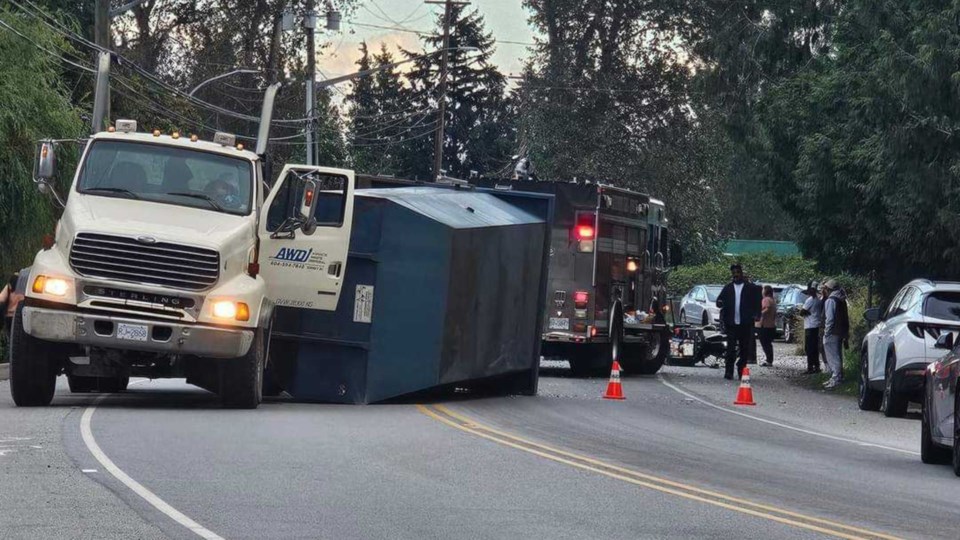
[316, 0, 537, 84]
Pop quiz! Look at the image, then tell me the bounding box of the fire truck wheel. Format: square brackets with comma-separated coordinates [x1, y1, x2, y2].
[220, 327, 266, 409]
[636, 332, 669, 375]
[9, 304, 59, 407]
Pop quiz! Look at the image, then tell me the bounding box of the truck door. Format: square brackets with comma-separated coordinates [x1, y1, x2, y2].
[258, 165, 355, 311]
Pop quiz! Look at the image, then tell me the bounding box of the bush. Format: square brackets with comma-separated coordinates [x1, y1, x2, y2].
[668, 253, 818, 297]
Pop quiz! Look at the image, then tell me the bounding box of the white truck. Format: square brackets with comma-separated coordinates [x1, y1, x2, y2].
[10, 108, 357, 408]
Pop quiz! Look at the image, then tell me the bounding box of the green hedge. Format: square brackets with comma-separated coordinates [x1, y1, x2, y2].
[668, 253, 818, 297]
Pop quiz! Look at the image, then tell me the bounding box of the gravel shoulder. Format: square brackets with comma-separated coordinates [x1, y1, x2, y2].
[657, 342, 921, 454]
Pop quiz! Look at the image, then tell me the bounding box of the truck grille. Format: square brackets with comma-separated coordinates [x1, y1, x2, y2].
[70, 233, 220, 291]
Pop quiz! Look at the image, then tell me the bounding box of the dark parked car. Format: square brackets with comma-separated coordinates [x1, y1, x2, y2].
[774, 285, 809, 342]
[920, 326, 960, 472]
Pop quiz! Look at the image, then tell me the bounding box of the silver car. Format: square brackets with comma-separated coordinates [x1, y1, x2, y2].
[679, 285, 722, 326]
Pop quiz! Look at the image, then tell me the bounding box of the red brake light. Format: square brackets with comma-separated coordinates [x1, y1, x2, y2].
[304, 187, 315, 207]
[576, 225, 595, 240]
[574, 291, 588, 308]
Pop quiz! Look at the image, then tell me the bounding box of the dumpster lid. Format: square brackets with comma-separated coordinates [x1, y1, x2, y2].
[358, 187, 544, 229]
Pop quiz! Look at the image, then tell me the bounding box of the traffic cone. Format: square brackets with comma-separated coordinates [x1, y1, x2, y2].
[734, 366, 756, 406]
[603, 360, 625, 400]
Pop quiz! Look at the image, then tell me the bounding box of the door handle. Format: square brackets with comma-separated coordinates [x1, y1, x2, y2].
[328, 261, 343, 277]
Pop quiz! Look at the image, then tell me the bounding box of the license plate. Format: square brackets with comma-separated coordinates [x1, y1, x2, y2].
[548, 317, 570, 330]
[116, 323, 148, 342]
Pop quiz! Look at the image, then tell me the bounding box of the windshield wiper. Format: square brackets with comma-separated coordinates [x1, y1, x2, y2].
[85, 187, 140, 199]
[165, 192, 225, 212]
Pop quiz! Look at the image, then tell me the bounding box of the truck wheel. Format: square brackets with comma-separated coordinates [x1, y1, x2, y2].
[881, 353, 908, 418]
[220, 327, 265, 409]
[636, 331, 669, 375]
[9, 304, 59, 407]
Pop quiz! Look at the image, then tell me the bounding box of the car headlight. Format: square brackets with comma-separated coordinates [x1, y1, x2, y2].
[32, 275, 70, 296]
[212, 300, 250, 321]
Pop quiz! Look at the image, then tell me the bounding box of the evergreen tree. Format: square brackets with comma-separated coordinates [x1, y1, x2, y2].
[346, 43, 408, 175]
[400, 6, 514, 180]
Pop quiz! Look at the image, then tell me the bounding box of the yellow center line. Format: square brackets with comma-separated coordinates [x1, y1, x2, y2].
[417, 404, 902, 540]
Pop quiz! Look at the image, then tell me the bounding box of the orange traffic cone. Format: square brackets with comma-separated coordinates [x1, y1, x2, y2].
[603, 360, 626, 400]
[734, 366, 756, 406]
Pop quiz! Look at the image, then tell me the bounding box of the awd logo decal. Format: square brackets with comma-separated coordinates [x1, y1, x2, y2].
[271, 248, 313, 263]
[268, 247, 327, 271]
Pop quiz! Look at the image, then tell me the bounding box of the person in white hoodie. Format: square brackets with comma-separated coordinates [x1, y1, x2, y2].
[822, 279, 850, 389]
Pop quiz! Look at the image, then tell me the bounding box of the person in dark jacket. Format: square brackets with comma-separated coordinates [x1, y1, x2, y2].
[822, 279, 849, 389]
[716, 264, 763, 380]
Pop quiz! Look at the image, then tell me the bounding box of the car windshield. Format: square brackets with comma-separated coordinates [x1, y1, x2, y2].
[923, 291, 960, 321]
[77, 140, 253, 215]
[705, 287, 721, 302]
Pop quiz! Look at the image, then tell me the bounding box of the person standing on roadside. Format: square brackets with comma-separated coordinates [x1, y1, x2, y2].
[797, 281, 823, 374]
[716, 264, 762, 380]
[822, 279, 850, 389]
[757, 285, 778, 366]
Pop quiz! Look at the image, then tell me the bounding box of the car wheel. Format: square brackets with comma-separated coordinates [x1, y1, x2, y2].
[783, 320, 793, 343]
[881, 352, 909, 418]
[679, 310, 686, 325]
[701, 313, 709, 327]
[953, 392, 960, 476]
[858, 349, 882, 411]
[922, 393, 951, 464]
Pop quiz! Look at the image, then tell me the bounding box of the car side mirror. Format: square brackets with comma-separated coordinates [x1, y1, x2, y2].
[936, 332, 954, 350]
[863, 307, 881, 323]
[35, 140, 58, 183]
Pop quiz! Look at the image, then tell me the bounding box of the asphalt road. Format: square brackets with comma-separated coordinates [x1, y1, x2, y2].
[0, 363, 957, 540]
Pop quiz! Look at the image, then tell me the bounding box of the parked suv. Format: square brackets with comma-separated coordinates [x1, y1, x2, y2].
[775, 285, 809, 342]
[859, 280, 960, 417]
[678, 285, 722, 326]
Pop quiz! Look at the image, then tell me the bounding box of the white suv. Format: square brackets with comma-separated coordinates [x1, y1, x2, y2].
[860, 280, 960, 417]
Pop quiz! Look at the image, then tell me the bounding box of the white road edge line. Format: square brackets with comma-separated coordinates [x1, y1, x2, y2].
[79, 381, 225, 540]
[657, 375, 920, 457]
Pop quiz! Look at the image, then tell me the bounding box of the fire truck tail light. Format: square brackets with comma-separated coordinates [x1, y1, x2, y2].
[576, 225, 594, 240]
[574, 291, 589, 308]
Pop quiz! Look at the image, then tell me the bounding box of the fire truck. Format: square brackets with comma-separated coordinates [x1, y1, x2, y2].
[474, 178, 670, 376]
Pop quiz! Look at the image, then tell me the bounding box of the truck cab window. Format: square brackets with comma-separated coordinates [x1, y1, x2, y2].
[266, 171, 348, 232]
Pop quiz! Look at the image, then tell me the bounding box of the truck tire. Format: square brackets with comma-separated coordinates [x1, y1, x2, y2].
[9, 304, 59, 407]
[636, 331, 669, 375]
[220, 327, 266, 409]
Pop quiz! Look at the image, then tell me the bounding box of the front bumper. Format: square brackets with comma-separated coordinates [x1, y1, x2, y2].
[22, 306, 254, 359]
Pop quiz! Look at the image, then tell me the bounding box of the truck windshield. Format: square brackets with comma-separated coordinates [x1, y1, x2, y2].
[77, 140, 253, 215]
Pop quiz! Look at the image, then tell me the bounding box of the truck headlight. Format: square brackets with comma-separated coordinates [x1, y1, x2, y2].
[32, 275, 70, 296]
[212, 300, 250, 322]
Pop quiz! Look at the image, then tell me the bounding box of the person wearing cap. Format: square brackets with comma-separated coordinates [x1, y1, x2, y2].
[797, 281, 824, 374]
[822, 279, 850, 389]
[716, 263, 763, 380]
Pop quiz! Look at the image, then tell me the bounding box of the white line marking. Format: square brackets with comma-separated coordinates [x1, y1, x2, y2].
[79, 384, 225, 540]
[81, 469, 98, 473]
[658, 375, 920, 456]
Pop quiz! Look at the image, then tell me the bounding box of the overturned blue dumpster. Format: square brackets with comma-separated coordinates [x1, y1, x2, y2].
[269, 186, 552, 404]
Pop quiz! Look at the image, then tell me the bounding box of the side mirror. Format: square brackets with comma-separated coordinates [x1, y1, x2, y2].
[936, 332, 954, 350]
[863, 307, 881, 323]
[35, 141, 58, 182]
[298, 178, 317, 220]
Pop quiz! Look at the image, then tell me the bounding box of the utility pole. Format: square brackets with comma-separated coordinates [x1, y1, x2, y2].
[426, 0, 468, 181]
[94, 0, 110, 127]
[304, 0, 317, 166]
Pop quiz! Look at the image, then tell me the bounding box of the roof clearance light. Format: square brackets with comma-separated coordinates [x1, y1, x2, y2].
[171, 131, 180, 139]
[107, 126, 116, 133]
[190, 134, 198, 142]
[213, 132, 237, 146]
[152, 129, 161, 137]
[115, 119, 137, 133]
[236, 143, 244, 151]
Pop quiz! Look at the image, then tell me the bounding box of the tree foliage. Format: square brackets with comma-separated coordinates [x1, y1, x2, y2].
[0, 7, 84, 278]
